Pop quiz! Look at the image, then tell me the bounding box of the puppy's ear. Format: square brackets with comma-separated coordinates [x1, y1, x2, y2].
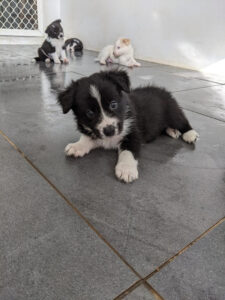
[105, 70, 130, 93]
[46, 19, 62, 33]
[122, 38, 130, 46]
[45, 24, 51, 34]
[58, 81, 77, 114]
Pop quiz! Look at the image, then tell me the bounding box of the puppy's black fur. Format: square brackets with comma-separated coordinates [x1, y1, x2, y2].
[34, 19, 65, 62]
[64, 38, 83, 52]
[58, 70, 197, 181]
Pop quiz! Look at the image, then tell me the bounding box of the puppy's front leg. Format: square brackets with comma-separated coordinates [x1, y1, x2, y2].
[65, 134, 97, 158]
[51, 52, 61, 64]
[61, 49, 69, 64]
[115, 134, 140, 183]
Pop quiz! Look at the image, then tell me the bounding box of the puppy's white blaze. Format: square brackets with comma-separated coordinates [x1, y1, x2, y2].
[90, 84, 118, 134]
[115, 150, 138, 183]
[90, 85, 101, 105]
[182, 129, 199, 143]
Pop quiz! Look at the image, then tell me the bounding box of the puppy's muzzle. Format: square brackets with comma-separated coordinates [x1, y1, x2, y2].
[103, 125, 115, 137]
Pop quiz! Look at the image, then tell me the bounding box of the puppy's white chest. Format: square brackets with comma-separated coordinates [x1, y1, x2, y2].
[97, 135, 123, 149]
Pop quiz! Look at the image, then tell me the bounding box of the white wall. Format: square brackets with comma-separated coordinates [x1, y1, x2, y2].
[60, 0, 225, 70]
[42, 0, 61, 29]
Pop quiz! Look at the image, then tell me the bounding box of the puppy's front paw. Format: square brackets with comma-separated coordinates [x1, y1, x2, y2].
[63, 58, 69, 64]
[115, 162, 138, 183]
[54, 58, 61, 64]
[65, 142, 89, 158]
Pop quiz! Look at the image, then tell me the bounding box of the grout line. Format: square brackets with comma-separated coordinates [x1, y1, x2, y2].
[0, 129, 142, 280]
[143, 216, 225, 282]
[193, 78, 225, 85]
[70, 70, 86, 77]
[144, 282, 165, 300]
[172, 83, 221, 94]
[113, 280, 164, 300]
[181, 107, 225, 123]
[113, 279, 143, 299]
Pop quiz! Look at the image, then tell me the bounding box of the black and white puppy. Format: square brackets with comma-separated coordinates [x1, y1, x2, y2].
[58, 70, 199, 183]
[33, 19, 68, 64]
[64, 38, 83, 52]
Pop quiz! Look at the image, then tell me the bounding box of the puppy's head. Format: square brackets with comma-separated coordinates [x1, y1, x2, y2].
[58, 70, 130, 139]
[45, 19, 64, 39]
[113, 38, 131, 58]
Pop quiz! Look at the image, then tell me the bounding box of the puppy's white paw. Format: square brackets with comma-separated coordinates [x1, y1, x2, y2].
[127, 63, 134, 68]
[63, 58, 69, 64]
[166, 128, 181, 139]
[135, 62, 141, 67]
[45, 58, 51, 63]
[100, 60, 106, 65]
[115, 162, 138, 183]
[54, 58, 61, 64]
[65, 142, 89, 158]
[182, 129, 199, 143]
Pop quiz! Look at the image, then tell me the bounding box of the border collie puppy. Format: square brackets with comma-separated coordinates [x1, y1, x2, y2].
[64, 38, 83, 52]
[33, 19, 68, 64]
[58, 70, 199, 183]
[95, 38, 141, 67]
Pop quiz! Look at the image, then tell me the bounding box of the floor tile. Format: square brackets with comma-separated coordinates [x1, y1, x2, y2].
[126, 67, 218, 92]
[0, 68, 225, 277]
[145, 63, 225, 84]
[174, 85, 225, 122]
[123, 285, 156, 300]
[0, 135, 137, 300]
[148, 220, 225, 300]
[0, 45, 38, 63]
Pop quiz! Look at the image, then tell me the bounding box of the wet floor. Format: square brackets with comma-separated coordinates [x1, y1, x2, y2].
[0, 45, 225, 300]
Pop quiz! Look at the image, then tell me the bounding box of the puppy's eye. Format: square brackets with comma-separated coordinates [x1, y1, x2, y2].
[109, 100, 118, 110]
[86, 109, 95, 119]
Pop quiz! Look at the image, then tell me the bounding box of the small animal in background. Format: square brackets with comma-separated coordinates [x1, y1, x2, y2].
[64, 38, 83, 52]
[58, 70, 199, 183]
[33, 19, 69, 64]
[95, 38, 141, 67]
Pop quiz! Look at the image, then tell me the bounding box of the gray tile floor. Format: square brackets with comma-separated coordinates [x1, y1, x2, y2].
[0, 45, 225, 300]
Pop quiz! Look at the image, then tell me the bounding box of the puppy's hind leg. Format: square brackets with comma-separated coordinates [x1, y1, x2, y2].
[182, 129, 199, 144]
[167, 98, 199, 143]
[166, 128, 181, 139]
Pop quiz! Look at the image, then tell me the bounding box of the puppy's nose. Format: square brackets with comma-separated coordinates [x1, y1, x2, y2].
[59, 33, 64, 38]
[103, 125, 115, 137]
